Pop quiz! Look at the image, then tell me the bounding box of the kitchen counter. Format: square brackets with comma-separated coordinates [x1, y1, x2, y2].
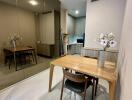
[67, 43, 83, 54]
[68, 43, 83, 45]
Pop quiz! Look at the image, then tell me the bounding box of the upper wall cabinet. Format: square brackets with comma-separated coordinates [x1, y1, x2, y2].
[39, 11, 55, 44]
[67, 15, 75, 34]
[61, 8, 68, 34]
[66, 15, 86, 34]
[75, 17, 86, 34]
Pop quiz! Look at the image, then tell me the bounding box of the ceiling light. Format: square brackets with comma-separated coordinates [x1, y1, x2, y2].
[29, 0, 38, 6]
[75, 10, 79, 14]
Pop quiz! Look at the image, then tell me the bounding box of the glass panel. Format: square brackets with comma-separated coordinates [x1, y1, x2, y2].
[0, 0, 19, 48]
[0, 0, 61, 90]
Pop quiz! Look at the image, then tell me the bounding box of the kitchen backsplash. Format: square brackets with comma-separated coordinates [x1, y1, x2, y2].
[68, 33, 84, 44]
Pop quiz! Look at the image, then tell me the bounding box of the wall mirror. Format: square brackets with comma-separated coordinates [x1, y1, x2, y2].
[0, 0, 60, 90]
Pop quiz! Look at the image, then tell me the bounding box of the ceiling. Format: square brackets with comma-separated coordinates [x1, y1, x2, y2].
[0, 0, 86, 17]
[60, 0, 87, 17]
[0, 0, 60, 13]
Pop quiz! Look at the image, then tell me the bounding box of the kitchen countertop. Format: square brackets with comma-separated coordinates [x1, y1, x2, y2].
[68, 43, 83, 45]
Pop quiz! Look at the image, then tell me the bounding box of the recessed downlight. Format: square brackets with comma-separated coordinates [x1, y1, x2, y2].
[75, 10, 79, 14]
[29, 0, 38, 6]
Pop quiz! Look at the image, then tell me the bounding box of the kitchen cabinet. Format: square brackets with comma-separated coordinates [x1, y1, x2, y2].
[39, 11, 55, 44]
[67, 43, 83, 54]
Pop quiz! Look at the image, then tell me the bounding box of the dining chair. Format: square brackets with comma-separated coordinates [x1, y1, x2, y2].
[81, 47, 99, 96]
[60, 68, 95, 100]
[3, 49, 14, 69]
[3, 49, 21, 69]
[75, 72, 98, 96]
[20, 46, 34, 64]
[25, 46, 35, 62]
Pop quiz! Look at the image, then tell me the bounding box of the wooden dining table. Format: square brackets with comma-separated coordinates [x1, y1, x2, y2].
[4, 46, 37, 71]
[49, 55, 117, 100]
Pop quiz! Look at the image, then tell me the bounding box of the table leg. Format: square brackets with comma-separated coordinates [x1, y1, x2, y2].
[33, 50, 37, 64]
[49, 64, 54, 92]
[13, 52, 17, 71]
[109, 81, 116, 100]
[34, 50, 37, 64]
[95, 78, 99, 96]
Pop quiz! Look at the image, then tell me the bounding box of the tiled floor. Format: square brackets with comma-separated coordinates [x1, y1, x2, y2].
[0, 55, 110, 100]
[0, 56, 53, 90]
[0, 67, 109, 100]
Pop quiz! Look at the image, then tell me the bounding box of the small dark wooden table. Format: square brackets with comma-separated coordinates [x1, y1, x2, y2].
[4, 47, 37, 71]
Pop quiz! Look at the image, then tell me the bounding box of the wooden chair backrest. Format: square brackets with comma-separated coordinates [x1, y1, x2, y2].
[3, 49, 12, 56]
[63, 69, 86, 83]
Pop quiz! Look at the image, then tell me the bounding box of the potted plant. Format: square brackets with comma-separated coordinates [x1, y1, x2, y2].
[97, 32, 116, 67]
[8, 33, 22, 48]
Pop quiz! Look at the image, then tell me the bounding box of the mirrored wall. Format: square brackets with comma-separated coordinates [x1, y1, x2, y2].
[0, 0, 61, 61]
[0, 0, 60, 90]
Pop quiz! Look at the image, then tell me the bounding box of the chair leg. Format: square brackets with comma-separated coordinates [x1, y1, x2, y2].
[31, 54, 34, 62]
[92, 79, 95, 100]
[4, 58, 7, 66]
[83, 80, 88, 100]
[95, 78, 99, 96]
[60, 77, 65, 100]
[24, 55, 27, 64]
[83, 93, 86, 100]
[8, 60, 11, 69]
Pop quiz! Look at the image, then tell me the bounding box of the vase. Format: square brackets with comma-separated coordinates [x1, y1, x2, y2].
[12, 40, 16, 48]
[98, 50, 106, 68]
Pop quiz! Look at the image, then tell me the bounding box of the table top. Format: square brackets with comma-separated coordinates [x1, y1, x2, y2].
[4, 46, 35, 52]
[51, 55, 117, 82]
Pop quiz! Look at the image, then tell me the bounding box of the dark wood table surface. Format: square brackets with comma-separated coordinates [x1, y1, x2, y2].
[4, 46, 37, 71]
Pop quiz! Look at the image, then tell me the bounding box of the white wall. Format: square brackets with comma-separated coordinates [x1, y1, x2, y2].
[117, 0, 132, 99]
[85, 0, 126, 50]
[67, 15, 86, 35]
[75, 17, 86, 34]
[67, 15, 75, 34]
[61, 8, 68, 34]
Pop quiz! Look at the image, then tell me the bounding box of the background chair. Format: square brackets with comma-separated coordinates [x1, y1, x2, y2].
[3, 49, 31, 70]
[23, 46, 35, 63]
[18, 46, 35, 65]
[4, 49, 22, 69]
[60, 69, 95, 100]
